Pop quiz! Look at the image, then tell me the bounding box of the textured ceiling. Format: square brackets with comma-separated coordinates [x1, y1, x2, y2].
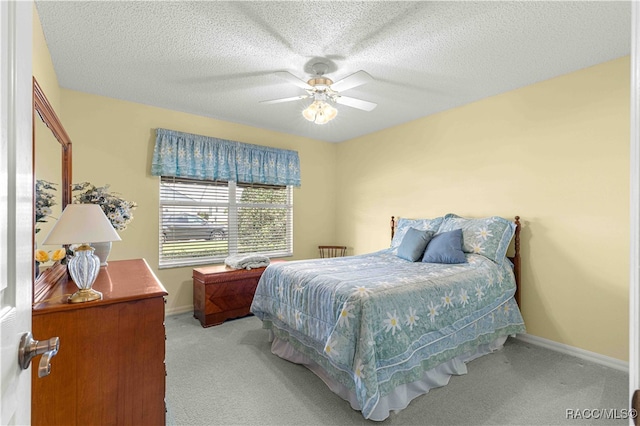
[36, 1, 631, 143]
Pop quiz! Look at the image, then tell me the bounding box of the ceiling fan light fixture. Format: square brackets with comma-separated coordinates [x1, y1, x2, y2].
[303, 101, 338, 125]
[324, 103, 338, 121]
[265, 66, 375, 122]
[315, 110, 330, 125]
[302, 101, 321, 121]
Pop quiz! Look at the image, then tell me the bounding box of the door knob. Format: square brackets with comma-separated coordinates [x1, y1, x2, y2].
[18, 332, 59, 378]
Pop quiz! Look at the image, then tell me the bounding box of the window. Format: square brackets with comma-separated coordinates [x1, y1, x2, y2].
[159, 176, 293, 268]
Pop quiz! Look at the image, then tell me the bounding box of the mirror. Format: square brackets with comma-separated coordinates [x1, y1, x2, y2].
[33, 77, 72, 294]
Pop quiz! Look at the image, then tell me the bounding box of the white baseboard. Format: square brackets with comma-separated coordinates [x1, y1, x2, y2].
[165, 305, 193, 316]
[516, 333, 629, 373]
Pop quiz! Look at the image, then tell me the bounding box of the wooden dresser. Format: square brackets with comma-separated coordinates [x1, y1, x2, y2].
[193, 262, 281, 327]
[31, 259, 168, 426]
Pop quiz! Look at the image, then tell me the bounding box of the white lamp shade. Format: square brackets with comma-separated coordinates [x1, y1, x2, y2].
[42, 204, 122, 245]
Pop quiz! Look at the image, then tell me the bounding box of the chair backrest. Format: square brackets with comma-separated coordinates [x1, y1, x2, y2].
[318, 245, 347, 258]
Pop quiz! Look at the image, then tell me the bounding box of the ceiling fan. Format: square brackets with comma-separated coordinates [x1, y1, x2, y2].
[260, 63, 377, 124]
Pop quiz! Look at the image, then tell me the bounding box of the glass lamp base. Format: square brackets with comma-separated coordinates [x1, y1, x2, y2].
[68, 288, 103, 303]
[67, 245, 101, 304]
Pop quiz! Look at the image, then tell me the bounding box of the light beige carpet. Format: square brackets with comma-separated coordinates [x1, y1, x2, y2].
[165, 313, 629, 425]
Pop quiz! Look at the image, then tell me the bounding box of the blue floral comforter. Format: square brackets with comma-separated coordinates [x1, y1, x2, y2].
[250, 250, 525, 419]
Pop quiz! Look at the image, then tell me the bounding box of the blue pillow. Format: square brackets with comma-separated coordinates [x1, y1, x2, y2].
[391, 217, 444, 249]
[397, 228, 434, 262]
[422, 229, 467, 264]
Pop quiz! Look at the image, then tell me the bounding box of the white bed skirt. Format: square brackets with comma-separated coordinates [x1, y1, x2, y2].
[270, 332, 509, 421]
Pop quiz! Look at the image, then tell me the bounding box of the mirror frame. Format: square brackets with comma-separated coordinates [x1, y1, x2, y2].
[33, 77, 73, 299]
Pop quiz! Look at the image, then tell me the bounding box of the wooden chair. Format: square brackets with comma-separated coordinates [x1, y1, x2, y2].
[318, 245, 347, 258]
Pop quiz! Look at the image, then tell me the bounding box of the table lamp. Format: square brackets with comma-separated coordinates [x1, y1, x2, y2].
[42, 204, 122, 303]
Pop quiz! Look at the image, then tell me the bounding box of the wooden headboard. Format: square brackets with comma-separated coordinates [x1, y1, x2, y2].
[390, 215, 521, 306]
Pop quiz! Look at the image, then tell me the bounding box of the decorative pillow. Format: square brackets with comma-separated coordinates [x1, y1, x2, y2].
[422, 229, 467, 264]
[397, 228, 434, 262]
[391, 217, 444, 250]
[437, 213, 516, 264]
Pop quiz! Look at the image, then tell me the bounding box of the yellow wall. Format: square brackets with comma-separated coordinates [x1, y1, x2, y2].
[32, 4, 63, 248]
[336, 57, 630, 361]
[32, 4, 59, 111]
[59, 90, 337, 313]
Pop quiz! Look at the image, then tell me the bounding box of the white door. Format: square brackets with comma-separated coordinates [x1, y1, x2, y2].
[632, 3, 640, 425]
[0, 1, 33, 424]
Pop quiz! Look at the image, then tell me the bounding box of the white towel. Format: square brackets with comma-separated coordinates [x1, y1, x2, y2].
[224, 253, 270, 270]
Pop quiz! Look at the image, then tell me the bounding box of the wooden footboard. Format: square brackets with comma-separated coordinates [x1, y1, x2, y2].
[390, 215, 522, 306]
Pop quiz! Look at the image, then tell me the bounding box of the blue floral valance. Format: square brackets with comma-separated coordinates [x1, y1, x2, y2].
[151, 128, 300, 187]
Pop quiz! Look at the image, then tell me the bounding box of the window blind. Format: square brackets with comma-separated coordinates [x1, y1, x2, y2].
[159, 176, 292, 268]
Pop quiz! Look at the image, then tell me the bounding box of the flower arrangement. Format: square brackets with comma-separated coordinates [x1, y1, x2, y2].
[72, 182, 137, 231]
[34, 247, 68, 277]
[35, 248, 67, 264]
[35, 180, 57, 234]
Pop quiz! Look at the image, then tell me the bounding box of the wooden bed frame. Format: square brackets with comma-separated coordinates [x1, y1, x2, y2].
[390, 215, 521, 306]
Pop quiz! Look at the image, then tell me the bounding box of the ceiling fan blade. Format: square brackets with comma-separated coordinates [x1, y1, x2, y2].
[330, 70, 373, 92]
[259, 95, 310, 105]
[335, 96, 377, 112]
[274, 71, 312, 90]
